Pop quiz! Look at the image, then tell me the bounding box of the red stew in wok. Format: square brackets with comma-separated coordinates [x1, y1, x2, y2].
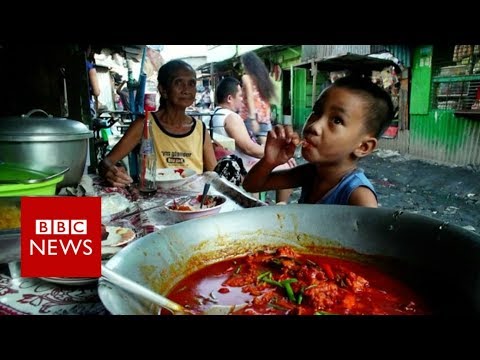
[164, 246, 429, 315]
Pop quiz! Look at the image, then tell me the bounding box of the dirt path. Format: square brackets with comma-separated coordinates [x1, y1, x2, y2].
[266, 150, 480, 232]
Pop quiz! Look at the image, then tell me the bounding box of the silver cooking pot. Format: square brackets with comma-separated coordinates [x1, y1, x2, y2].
[0, 109, 93, 188]
[99, 205, 480, 315]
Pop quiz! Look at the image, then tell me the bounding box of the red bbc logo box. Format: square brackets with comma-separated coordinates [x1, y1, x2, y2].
[21, 196, 101, 278]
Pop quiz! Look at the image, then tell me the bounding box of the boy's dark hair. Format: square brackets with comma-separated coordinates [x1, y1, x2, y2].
[328, 75, 394, 138]
[215, 77, 241, 104]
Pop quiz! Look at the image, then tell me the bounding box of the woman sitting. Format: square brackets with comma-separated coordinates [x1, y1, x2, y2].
[99, 59, 217, 187]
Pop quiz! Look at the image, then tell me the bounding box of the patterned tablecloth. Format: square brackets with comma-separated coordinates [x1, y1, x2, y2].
[0, 172, 265, 315]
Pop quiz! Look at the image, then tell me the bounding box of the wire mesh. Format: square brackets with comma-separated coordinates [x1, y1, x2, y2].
[431, 45, 480, 111]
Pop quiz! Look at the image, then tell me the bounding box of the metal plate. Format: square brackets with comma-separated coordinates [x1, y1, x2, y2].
[98, 205, 480, 315]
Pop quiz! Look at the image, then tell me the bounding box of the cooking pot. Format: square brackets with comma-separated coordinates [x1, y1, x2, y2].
[98, 205, 480, 315]
[0, 109, 93, 188]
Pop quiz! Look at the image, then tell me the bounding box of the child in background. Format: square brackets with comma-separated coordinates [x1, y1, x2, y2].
[243, 75, 394, 207]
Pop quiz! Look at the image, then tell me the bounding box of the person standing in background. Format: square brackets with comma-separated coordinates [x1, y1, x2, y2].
[112, 72, 131, 111]
[212, 77, 294, 204]
[84, 44, 101, 117]
[200, 86, 213, 110]
[239, 51, 276, 145]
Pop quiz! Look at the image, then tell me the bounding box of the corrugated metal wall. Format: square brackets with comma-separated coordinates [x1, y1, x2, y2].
[378, 130, 410, 153]
[371, 45, 411, 67]
[379, 45, 480, 167]
[408, 112, 480, 165]
[301, 45, 372, 61]
[380, 114, 480, 166]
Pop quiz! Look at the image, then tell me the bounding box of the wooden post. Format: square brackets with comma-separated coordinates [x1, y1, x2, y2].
[65, 45, 97, 172]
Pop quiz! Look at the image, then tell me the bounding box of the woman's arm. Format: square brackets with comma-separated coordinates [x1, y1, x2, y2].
[99, 117, 143, 186]
[241, 75, 256, 118]
[241, 74, 260, 135]
[89, 67, 101, 97]
[105, 117, 143, 164]
[203, 129, 217, 171]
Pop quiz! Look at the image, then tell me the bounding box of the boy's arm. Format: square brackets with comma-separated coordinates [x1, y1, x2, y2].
[243, 124, 302, 192]
[242, 157, 276, 192]
[348, 187, 378, 208]
[243, 159, 306, 193]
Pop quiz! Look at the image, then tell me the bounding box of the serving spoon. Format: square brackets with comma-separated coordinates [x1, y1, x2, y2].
[199, 182, 211, 209]
[101, 265, 245, 315]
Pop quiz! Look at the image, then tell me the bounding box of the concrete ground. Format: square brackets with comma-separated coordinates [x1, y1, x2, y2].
[265, 149, 480, 233]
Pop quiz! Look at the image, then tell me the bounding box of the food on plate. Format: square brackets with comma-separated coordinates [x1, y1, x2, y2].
[102, 226, 136, 247]
[163, 246, 430, 315]
[154, 168, 197, 189]
[157, 169, 184, 180]
[101, 224, 109, 241]
[101, 193, 130, 218]
[167, 195, 224, 211]
[0, 205, 21, 230]
[156, 168, 186, 181]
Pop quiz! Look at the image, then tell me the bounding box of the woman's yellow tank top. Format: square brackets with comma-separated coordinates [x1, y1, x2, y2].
[150, 113, 205, 174]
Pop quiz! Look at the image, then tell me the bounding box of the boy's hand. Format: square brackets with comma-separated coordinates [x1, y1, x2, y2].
[264, 125, 299, 166]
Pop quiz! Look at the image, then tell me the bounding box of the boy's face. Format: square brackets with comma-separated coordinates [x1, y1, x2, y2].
[301, 87, 374, 164]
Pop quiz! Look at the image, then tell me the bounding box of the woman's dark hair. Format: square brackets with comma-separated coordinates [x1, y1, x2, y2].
[326, 75, 394, 138]
[157, 59, 196, 109]
[216, 77, 241, 104]
[240, 52, 276, 102]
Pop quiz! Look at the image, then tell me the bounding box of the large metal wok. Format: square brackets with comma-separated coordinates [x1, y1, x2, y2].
[98, 205, 480, 315]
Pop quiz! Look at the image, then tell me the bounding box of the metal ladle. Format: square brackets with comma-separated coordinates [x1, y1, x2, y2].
[101, 264, 245, 315]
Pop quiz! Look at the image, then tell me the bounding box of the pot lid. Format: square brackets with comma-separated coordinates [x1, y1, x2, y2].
[0, 109, 93, 142]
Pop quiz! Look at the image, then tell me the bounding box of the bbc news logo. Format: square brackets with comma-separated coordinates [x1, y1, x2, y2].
[32, 220, 93, 256]
[21, 197, 101, 278]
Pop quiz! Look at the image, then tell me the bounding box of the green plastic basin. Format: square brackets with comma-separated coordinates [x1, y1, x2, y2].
[0, 176, 65, 196]
[0, 163, 67, 196]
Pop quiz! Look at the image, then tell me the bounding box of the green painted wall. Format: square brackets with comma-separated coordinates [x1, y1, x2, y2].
[404, 45, 480, 165]
[411, 111, 465, 149]
[410, 46, 433, 115]
[409, 111, 480, 165]
[270, 46, 302, 122]
[274, 46, 302, 69]
[292, 68, 306, 130]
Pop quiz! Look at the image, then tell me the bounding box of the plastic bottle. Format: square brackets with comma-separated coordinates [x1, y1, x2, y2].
[138, 111, 157, 195]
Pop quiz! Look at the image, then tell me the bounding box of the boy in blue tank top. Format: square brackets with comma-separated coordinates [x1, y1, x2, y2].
[243, 75, 394, 207]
